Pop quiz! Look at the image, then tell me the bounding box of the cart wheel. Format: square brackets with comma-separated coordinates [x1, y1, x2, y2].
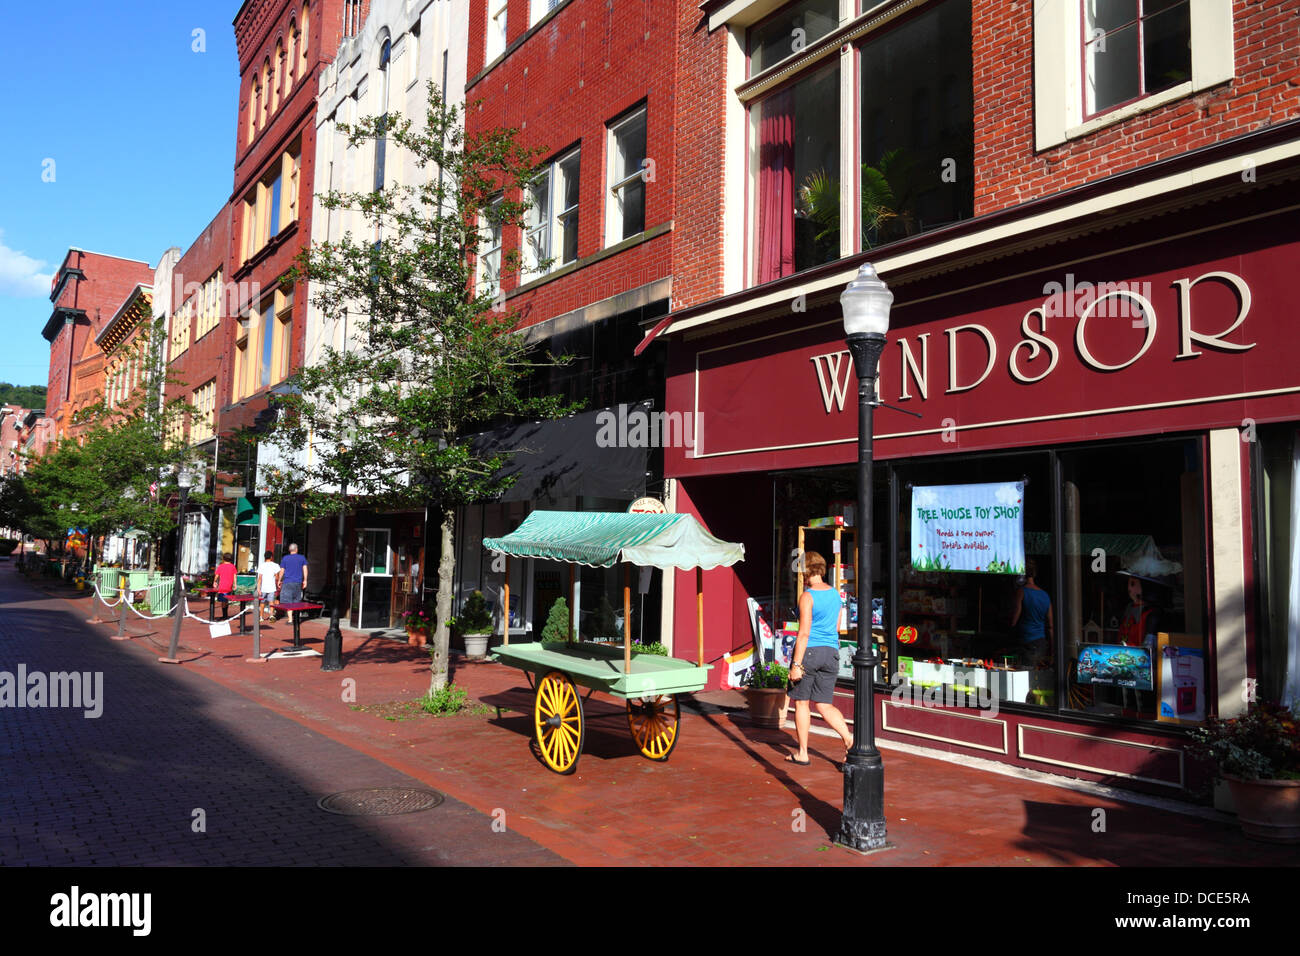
[534, 670, 584, 775]
[626, 694, 680, 761]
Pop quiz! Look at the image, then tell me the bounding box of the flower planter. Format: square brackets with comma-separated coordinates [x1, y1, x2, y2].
[407, 629, 428, 647]
[464, 633, 491, 659]
[1226, 776, 1300, 844]
[745, 687, 788, 728]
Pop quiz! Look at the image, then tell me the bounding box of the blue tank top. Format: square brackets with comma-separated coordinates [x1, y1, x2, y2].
[1020, 587, 1051, 642]
[807, 588, 841, 649]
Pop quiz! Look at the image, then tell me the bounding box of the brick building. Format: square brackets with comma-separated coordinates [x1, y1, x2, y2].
[301, 0, 468, 626]
[42, 250, 154, 442]
[634, 0, 1300, 802]
[457, 0, 681, 641]
[1, 405, 29, 478]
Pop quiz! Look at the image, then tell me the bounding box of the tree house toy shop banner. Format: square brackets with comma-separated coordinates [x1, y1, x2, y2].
[910, 482, 1026, 574]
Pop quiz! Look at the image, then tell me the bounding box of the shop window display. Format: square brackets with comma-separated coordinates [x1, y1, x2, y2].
[895, 452, 1054, 707]
[769, 468, 889, 682]
[1059, 438, 1207, 722]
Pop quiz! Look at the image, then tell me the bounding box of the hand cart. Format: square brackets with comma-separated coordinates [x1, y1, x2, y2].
[483, 510, 744, 774]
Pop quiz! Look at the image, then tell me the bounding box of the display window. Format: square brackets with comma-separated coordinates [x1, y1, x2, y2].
[894, 451, 1055, 708]
[767, 468, 890, 680]
[757, 435, 1213, 727]
[1059, 437, 1208, 723]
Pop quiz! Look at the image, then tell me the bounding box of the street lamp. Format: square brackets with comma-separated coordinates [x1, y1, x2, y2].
[321, 443, 349, 672]
[163, 464, 199, 663]
[835, 262, 892, 853]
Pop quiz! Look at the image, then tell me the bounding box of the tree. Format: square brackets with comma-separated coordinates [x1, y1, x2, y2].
[263, 82, 577, 693]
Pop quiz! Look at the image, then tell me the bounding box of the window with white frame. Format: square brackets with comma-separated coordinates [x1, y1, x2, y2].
[605, 108, 647, 245]
[477, 197, 503, 298]
[745, 0, 972, 284]
[190, 380, 216, 443]
[525, 148, 580, 278]
[486, 0, 508, 63]
[170, 302, 192, 359]
[195, 269, 222, 341]
[530, 0, 564, 28]
[1084, 0, 1191, 118]
[1034, 0, 1233, 149]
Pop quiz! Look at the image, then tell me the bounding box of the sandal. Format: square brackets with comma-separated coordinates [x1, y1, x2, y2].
[784, 754, 811, 765]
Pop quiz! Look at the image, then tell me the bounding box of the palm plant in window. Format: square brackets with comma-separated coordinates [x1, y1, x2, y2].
[798, 148, 919, 251]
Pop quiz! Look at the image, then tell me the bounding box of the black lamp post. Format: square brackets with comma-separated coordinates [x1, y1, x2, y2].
[164, 464, 198, 663]
[835, 262, 892, 853]
[321, 475, 347, 672]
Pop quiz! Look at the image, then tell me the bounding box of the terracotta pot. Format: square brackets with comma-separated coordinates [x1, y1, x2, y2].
[407, 628, 428, 647]
[1226, 775, 1300, 843]
[464, 633, 491, 659]
[745, 687, 788, 728]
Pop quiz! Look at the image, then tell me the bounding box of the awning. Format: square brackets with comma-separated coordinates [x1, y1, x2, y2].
[470, 403, 651, 503]
[236, 496, 260, 526]
[483, 511, 745, 571]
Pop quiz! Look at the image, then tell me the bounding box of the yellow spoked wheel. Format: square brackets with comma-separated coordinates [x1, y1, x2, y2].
[534, 670, 584, 775]
[626, 694, 680, 761]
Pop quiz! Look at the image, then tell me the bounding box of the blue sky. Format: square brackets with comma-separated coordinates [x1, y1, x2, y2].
[0, 2, 239, 388]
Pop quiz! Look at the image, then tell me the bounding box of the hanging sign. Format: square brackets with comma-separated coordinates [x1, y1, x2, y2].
[627, 497, 666, 514]
[910, 482, 1025, 574]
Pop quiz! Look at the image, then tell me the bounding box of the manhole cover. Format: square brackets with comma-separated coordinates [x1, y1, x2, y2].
[317, 787, 445, 816]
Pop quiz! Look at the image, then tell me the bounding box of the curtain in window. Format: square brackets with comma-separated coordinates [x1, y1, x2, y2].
[757, 89, 795, 284]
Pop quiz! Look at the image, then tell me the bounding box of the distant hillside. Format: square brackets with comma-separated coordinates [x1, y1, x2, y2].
[0, 383, 47, 411]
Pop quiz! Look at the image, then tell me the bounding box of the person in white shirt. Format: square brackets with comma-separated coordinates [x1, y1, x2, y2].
[257, 550, 281, 623]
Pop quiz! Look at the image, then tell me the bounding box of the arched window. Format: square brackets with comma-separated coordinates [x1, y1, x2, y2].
[289, 20, 300, 88]
[272, 40, 284, 112]
[300, 3, 310, 76]
[374, 38, 391, 192]
[249, 78, 260, 143]
[262, 58, 272, 125]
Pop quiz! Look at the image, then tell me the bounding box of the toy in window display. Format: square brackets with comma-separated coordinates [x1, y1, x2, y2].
[1117, 572, 1169, 649]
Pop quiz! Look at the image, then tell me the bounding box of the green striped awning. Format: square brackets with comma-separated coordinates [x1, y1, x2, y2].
[483, 511, 745, 571]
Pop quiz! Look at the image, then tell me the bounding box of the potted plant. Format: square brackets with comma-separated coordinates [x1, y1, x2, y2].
[744, 660, 790, 728]
[458, 590, 494, 659]
[540, 596, 570, 647]
[401, 607, 433, 647]
[1188, 699, 1300, 843]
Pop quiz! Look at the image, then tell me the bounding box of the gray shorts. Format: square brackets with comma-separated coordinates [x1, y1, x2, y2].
[280, 582, 303, 604]
[788, 645, 840, 704]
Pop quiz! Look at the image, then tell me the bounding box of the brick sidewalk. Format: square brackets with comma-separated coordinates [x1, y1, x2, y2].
[44, 576, 1300, 866]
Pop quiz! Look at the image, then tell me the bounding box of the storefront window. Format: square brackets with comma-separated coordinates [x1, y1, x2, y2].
[1256, 425, 1299, 705]
[859, 0, 973, 248]
[1059, 438, 1207, 723]
[894, 453, 1054, 707]
[753, 61, 840, 283]
[769, 467, 889, 681]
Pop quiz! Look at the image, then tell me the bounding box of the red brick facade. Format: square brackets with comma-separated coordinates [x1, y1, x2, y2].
[42, 250, 153, 441]
[974, 0, 1300, 212]
[167, 206, 234, 424]
[465, 0, 678, 330]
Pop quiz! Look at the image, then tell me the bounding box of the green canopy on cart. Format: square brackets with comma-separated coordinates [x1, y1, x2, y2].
[483, 511, 744, 571]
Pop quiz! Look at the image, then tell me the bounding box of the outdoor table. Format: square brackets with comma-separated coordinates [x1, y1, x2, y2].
[483, 511, 744, 775]
[273, 602, 325, 652]
[223, 593, 261, 635]
[197, 587, 224, 620]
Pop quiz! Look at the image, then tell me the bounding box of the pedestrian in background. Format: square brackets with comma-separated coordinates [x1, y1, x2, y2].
[213, 553, 237, 620]
[257, 550, 281, 623]
[277, 543, 308, 605]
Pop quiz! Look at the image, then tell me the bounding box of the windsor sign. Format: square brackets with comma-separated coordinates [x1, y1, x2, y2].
[810, 269, 1253, 413]
[669, 228, 1297, 474]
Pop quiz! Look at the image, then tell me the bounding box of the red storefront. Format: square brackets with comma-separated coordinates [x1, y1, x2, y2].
[648, 135, 1300, 801]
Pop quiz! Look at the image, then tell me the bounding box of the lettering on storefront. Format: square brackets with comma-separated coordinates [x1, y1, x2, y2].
[810, 271, 1254, 411]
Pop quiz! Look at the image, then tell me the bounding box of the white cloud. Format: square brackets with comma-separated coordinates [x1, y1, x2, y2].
[0, 231, 53, 298]
[995, 483, 1022, 505]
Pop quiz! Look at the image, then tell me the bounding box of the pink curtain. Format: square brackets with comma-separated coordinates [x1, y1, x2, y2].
[757, 89, 795, 284]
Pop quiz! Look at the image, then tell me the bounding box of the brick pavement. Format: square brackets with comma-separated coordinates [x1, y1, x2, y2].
[0, 570, 562, 866]
[7, 568, 1298, 867]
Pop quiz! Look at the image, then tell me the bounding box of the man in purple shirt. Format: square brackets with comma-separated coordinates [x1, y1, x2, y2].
[277, 543, 308, 605]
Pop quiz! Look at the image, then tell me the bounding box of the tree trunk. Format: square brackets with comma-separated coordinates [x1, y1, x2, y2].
[429, 506, 456, 695]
